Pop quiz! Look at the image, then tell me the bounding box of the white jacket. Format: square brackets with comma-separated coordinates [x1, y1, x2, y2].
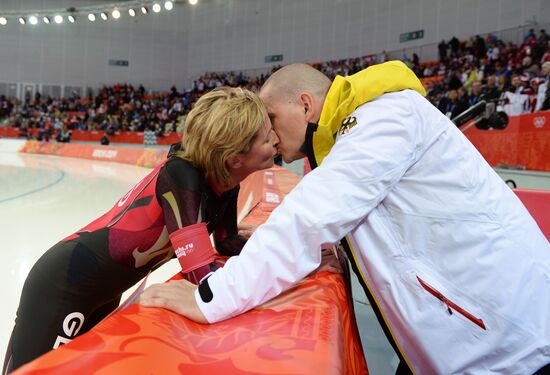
[196, 89, 550, 374]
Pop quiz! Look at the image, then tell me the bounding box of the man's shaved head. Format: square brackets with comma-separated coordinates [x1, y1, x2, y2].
[260, 64, 331, 104]
[258, 64, 332, 164]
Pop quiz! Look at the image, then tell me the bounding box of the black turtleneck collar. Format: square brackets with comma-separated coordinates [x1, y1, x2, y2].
[300, 122, 319, 170]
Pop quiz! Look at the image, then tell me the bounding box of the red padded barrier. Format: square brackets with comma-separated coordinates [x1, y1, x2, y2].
[514, 188, 550, 240]
[464, 111, 550, 172]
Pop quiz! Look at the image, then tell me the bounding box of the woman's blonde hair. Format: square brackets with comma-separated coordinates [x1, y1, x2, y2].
[180, 87, 267, 187]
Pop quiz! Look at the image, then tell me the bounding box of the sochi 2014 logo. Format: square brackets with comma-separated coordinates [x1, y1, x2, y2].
[533, 116, 546, 128]
[175, 242, 194, 258]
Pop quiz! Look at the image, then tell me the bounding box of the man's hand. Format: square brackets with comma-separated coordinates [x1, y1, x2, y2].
[139, 279, 209, 324]
[237, 223, 257, 239]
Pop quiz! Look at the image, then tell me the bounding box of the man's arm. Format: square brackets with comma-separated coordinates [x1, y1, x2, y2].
[141, 90, 422, 323]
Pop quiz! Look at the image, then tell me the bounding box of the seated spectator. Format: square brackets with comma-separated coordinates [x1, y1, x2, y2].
[487, 41, 500, 62]
[523, 56, 541, 77]
[535, 62, 550, 111]
[503, 75, 529, 116]
[540, 81, 550, 111]
[524, 28, 536, 41]
[36, 121, 52, 142]
[457, 86, 470, 106]
[18, 122, 30, 139]
[497, 74, 508, 92]
[482, 75, 502, 101]
[100, 134, 110, 145]
[437, 89, 468, 120]
[538, 29, 550, 45]
[495, 62, 510, 79]
[422, 64, 433, 77]
[468, 80, 483, 106]
[541, 40, 550, 63]
[448, 70, 463, 90]
[56, 127, 71, 143]
[463, 64, 482, 89]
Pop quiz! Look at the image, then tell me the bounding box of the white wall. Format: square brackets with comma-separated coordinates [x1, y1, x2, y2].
[0, 0, 548, 94]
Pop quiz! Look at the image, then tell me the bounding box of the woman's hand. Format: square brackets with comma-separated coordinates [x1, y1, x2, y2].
[139, 279, 208, 324]
[313, 247, 343, 274]
[237, 223, 257, 239]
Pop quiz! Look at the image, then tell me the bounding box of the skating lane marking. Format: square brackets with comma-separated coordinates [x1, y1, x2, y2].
[0, 168, 65, 203]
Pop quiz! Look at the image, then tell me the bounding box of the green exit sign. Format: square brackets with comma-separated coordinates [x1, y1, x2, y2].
[265, 54, 283, 63]
[400, 30, 424, 43]
[109, 59, 129, 67]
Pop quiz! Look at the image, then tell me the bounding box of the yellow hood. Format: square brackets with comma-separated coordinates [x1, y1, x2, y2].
[311, 61, 426, 166]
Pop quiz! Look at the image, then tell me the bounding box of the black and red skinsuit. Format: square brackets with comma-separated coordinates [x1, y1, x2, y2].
[5, 146, 246, 372]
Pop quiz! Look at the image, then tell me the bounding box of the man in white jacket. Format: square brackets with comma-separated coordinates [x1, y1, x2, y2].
[141, 62, 550, 374]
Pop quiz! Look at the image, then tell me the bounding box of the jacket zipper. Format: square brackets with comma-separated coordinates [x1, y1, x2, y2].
[417, 276, 486, 330]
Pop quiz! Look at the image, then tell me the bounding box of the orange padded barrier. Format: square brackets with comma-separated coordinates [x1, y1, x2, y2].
[15, 167, 368, 375]
[0, 127, 181, 145]
[238, 166, 301, 226]
[15, 271, 367, 375]
[18, 140, 167, 168]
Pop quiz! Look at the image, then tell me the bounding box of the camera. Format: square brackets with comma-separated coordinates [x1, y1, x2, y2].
[452, 99, 509, 131]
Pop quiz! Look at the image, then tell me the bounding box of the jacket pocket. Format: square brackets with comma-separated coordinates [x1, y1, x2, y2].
[416, 275, 486, 330]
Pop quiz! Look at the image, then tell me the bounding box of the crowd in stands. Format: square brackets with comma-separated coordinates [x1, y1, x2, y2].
[0, 84, 196, 142]
[1, 27, 549, 142]
[422, 29, 550, 118]
[0, 69, 280, 142]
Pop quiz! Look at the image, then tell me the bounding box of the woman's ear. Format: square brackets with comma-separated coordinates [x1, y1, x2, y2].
[226, 154, 243, 170]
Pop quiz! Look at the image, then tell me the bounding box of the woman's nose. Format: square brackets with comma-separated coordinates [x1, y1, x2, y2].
[271, 130, 280, 146]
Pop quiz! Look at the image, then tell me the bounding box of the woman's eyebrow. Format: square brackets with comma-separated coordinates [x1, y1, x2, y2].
[264, 127, 273, 141]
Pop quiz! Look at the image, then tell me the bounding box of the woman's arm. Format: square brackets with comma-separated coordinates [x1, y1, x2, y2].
[156, 158, 218, 283]
[212, 187, 248, 256]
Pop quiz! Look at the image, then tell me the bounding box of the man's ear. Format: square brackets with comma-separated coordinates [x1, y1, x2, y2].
[299, 92, 317, 122]
[226, 154, 243, 170]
